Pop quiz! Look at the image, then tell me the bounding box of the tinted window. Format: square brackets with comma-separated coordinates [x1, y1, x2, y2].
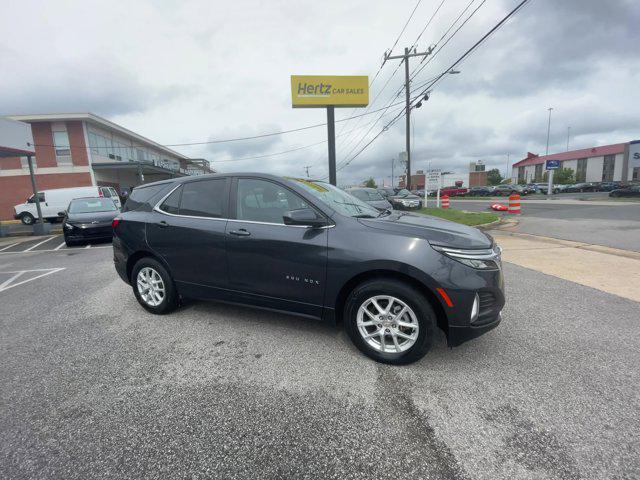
[237, 179, 308, 224]
[124, 183, 172, 212]
[159, 186, 182, 214]
[100, 187, 112, 197]
[179, 179, 227, 218]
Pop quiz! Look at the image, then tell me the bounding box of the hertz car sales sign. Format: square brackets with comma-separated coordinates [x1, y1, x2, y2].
[291, 75, 369, 108]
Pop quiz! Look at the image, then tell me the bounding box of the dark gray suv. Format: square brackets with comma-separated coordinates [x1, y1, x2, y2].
[113, 173, 504, 364]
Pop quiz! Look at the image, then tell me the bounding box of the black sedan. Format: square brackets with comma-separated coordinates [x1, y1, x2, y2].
[345, 187, 392, 211]
[609, 185, 640, 197]
[387, 188, 422, 210]
[564, 182, 599, 193]
[61, 197, 119, 246]
[468, 186, 496, 196]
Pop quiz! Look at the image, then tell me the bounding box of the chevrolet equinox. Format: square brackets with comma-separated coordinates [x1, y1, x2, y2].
[113, 173, 504, 364]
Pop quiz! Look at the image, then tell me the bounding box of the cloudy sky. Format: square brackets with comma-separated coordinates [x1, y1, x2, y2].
[2, 0, 638, 186]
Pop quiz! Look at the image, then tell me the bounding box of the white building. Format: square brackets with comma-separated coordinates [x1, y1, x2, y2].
[511, 141, 640, 184]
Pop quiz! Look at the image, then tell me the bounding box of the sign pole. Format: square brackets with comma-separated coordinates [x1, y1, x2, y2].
[547, 168, 554, 196]
[327, 106, 337, 186]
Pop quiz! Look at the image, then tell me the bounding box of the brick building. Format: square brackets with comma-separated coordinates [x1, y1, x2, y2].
[0, 113, 213, 220]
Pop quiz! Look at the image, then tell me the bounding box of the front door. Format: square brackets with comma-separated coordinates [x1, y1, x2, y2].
[225, 177, 328, 317]
[147, 178, 230, 293]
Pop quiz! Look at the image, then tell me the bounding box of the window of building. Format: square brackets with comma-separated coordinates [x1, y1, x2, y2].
[576, 158, 587, 182]
[633, 167, 639, 181]
[534, 163, 543, 182]
[236, 178, 308, 224]
[180, 179, 228, 218]
[517, 166, 525, 183]
[602, 155, 615, 182]
[53, 130, 71, 157]
[88, 132, 99, 154]
[20, 156, 37, 169]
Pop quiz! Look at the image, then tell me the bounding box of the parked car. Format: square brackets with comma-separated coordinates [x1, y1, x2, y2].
[61, 197, 120, 246]
[493, 185, 525, 196]
[113, 173, 504, 365]
[13, 185, 121, 225]
[468, 186, 496, 197]
[387, 189, 422, 210]
[377, 187, 398, 199]
[609, 185, 640, 197]
[429, 185, 468, 197]
[524, 184, 539, 194]
[599, 182, 623, 192]
[345, 187, 392, 211]
[564, 182, 599, 193]
[552, 184, 571, 193]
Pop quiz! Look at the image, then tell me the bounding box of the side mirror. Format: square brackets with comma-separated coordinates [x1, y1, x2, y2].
[58, 211, 66, 217]
[283, 208, 327, 228]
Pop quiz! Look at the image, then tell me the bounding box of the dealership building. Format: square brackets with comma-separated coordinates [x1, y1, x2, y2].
[0, 113, 213, 220]
[511, 140, 640, 184]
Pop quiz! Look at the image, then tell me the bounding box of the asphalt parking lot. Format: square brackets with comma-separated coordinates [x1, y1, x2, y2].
[1, 242, 639, 479]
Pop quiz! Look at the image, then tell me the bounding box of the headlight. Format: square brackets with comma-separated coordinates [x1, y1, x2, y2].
[64, 223, 75, 231]
[431, 245, 501, 270]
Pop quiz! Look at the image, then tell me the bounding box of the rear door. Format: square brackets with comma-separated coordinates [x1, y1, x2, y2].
[225, 177, 328, 317]
[147, 178, 230, 293]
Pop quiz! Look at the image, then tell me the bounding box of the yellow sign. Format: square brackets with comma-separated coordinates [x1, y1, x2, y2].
[291, 75, 369, 108]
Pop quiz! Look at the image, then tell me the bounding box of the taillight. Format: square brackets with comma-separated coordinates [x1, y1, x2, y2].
[112, 218, 120, 229]
[99, 189, 104, 197]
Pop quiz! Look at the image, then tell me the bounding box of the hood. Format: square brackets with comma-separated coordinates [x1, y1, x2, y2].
[366, 199, 392, 210]
[358, 212, 492, 249]
[389, 193, 420, 200]
[66, 210, 119, 224]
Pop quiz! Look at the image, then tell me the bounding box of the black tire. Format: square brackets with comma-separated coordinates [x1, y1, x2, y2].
[131, 257, 178, 314]
[344, 279, 436, 365]
[64, 238, 79, 247]
[21, 213, 35, 225]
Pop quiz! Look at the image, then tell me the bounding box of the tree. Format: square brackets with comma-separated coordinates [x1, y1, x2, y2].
[543, 168, 574, 184]
[363, 177, 377, 188]
[486, 168, 503, 186]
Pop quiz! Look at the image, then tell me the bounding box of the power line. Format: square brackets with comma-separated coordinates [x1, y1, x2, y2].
[335, 0, 533, 176]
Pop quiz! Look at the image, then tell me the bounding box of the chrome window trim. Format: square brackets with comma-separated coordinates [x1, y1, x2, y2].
[153, 182, 334, 229]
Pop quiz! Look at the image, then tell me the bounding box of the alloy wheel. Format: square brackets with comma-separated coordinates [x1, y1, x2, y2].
[136, 267, 166, 307]
[357, 295, 419, 354]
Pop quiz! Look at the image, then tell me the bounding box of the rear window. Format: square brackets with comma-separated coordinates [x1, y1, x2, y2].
[123, 183, 173, 212]
[68, 198, 117, 214]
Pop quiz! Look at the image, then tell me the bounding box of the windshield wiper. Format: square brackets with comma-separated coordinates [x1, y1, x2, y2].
[377, 208, 392, 217]
[353, 214, 377, 218]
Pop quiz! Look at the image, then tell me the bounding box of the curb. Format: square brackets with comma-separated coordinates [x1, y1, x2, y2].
[476, 218, 504, 230]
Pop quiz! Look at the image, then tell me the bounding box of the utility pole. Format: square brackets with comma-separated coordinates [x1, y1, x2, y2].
[545, 107, 553, 155]
[391, 158, 395, 188]
[383, 46, 433, 190]
[566, 126, 571, 151]
[546, 107, 554, 196]
[506, 153, 510, 182]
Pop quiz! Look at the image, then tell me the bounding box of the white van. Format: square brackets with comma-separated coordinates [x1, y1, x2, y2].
[13, 186, 121, 225]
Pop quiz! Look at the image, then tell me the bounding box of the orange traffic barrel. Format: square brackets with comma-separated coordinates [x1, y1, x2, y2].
[441, 194, 450, 209]
[508, 193, 521, 214]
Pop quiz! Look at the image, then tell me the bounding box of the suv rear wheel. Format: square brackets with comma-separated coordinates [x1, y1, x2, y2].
[344, 279, 435, 364]
[132, 258, 178, 314]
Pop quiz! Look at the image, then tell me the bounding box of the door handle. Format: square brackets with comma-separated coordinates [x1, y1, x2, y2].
[229, 229, 251, 237]
[157, 220, 169, 228]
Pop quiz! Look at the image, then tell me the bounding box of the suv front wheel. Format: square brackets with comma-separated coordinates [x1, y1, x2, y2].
[132, 258, 178, 314]
[344, 279, 436, 364]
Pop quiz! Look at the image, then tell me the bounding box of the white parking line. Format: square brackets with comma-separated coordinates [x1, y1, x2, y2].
[23, 236, 58, 252]
[0, 242, 19, 252]
[0, 245, 111, 254]
[0, 271, 25, 290]
[0, 268, 65, 293]
[54, 242, 66, 250]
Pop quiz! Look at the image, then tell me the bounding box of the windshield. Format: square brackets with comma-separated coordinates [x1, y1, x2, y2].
[287, 178, 380, 218]
[350, 189, 384, 201]
[395, 189, 411, 197]
[68, 198, 117, 214]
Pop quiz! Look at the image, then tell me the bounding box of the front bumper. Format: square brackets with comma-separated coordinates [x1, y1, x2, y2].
[448, 313, 502, 347]
[64, 223, 113, 241]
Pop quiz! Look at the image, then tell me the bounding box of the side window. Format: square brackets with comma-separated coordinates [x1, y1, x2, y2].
[159, 186, 182, 214]
[179, 179, 227, 218]
[100, 187, 112, 197]
[236, 179, 308, 224]
[123, 183, 172, 212]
